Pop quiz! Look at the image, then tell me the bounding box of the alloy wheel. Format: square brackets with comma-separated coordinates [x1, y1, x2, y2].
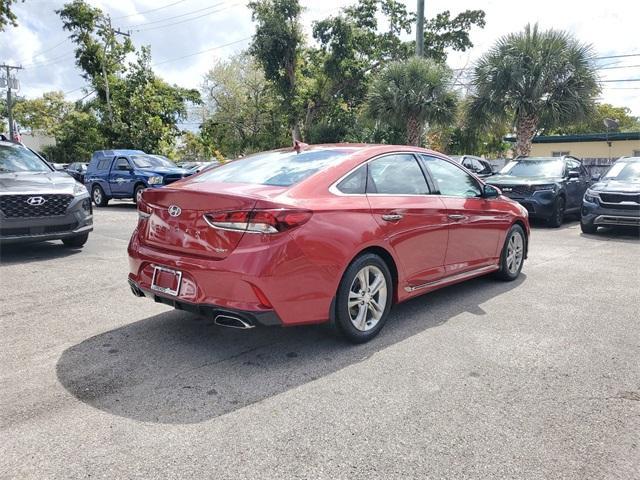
[506, 231, 524, 274]
[93, 188, 102, 205]
[348, 265, 388, 332]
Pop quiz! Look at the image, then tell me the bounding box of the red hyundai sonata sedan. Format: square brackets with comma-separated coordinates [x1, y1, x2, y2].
[128, 144, 529, 343]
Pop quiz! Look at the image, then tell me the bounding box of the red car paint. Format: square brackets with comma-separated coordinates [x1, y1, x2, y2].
[128, 144, 529, 326]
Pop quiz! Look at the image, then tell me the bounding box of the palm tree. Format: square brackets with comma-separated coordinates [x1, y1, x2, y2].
[470, 24, 600, 157]
[366, 57, 457, 146]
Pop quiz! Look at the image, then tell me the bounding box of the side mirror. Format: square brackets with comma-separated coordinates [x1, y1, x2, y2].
[482, 184, 500, 199]
[568, 170, 580, 179]
[591, 173, 601, 182]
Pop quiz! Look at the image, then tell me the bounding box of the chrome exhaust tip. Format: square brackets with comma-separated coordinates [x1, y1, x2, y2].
[214, 314, 255, 329]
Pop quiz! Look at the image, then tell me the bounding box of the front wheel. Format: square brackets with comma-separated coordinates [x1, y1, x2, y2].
[62, 233, 89, 248]
[495, 225, 525, 281]
[92, 185, 109, 207]
[547, 196, 565, 228]
[134, 184, 146, 204]
[334, 253, 393, 343]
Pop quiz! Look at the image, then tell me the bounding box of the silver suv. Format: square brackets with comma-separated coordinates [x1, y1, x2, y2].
[0, 141, 93, 247]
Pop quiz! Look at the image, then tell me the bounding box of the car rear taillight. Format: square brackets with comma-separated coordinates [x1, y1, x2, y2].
[204, 209, 312, 234]
[138, 200, 152, 220]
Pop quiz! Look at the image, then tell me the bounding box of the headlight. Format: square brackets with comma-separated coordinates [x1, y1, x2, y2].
[148, 176, 163, 185]
[73, 182, 88, 196]
[584, 190, 599, 203]
[531, 184, 556, 192]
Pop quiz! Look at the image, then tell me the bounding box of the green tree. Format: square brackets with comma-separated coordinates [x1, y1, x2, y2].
[548, 103, 640, 134]
[249, 0, 304, 141]
[201, 54, 288, 157]
[42, 108, 106, 163]
[365, 57, 456, 146]
[469, 24, 600, 156]
[12, 91, 72, 136]
[0, 0, 23, 31]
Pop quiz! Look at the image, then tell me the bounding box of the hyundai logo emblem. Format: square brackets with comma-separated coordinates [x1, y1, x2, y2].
[26, 196, 46, 206]
[168, 205, 182, 217]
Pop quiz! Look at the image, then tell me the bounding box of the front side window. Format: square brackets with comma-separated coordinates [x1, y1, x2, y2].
[367, 154, 429, 195]
[0, 144, 51, 173]
[423, 156, 481, 197]
[115, 158, 131, 170]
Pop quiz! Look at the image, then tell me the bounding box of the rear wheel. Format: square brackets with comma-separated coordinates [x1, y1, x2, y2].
[92, 185, 109, 207]
[547, 196, 565, 228]
[334, 253, 393, 343]
[495, 224, 525, 281]
[134, 184, 146, 204]
[62, 233, 89, 248]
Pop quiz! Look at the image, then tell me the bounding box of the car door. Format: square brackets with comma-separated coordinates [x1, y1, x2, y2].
[365, 153, 449, 286]
[110, 157, 134, 195]
[421, 155, 509, 273]
[565, 158, 587, 210]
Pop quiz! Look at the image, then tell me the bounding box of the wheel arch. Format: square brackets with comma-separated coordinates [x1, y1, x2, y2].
[346, 245, 400, 304]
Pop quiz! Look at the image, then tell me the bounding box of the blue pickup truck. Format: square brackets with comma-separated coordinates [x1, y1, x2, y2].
[84, 150, 190, 206]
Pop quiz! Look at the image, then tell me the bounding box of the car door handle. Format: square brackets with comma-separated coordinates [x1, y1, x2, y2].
[448, 214, 467, 221]
[381, 213, 403, 222]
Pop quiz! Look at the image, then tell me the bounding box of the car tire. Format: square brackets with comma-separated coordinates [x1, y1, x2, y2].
[92, 185, 109, 207]
[134, 184, 146, 204]
[580, 219, 598, 234]
[62, 233, 89, 248]
[334, 253, 393, 344]
[495, 224, 526, 281]
[547, 196, 565, 228]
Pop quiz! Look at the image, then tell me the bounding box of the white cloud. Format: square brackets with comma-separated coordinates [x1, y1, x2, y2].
[1, 0, 639, 116]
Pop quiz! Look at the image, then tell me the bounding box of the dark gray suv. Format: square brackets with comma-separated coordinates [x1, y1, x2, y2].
[0, 141, 93, 247]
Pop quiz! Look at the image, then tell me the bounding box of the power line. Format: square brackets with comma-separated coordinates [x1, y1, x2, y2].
[594, 53, 640, 60]
[113, 0, 191, 20]
[134, 3, 240, 32]
[153, 36, 251, 66]
[126, 1, 228, 28]
[601, 78, 640, 82]
[30, 37, 70, 60]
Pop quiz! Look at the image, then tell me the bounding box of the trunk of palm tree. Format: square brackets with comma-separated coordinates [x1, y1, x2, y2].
[406, 115, 422, 146]
[515, 115, 539, 157]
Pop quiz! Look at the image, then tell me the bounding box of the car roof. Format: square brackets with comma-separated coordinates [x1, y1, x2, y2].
[93, 149, 145, 158]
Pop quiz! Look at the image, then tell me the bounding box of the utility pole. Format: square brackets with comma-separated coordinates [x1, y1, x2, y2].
[416, 0, 425, 57]
[101, 16, 130, 124]
[1, 64, 23, 141]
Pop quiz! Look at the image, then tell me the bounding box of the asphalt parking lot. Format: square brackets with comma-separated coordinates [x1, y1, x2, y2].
[1, 203, 639, 479]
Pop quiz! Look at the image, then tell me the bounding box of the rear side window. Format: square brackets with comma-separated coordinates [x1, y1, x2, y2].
[194, 148, 355, 187]
[367, 154, 429, 195]
[97, 159, 110, 170]
[336, 166, 367, 194]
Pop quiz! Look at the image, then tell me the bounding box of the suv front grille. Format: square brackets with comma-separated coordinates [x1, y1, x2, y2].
[0, 194, 73, 218]
[600, 193, 640, 204]
[499, 185, 534, 197]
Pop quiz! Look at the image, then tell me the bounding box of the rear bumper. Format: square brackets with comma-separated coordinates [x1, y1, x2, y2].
[128, 278, 282, 327]
[581, 200, 640, 227]
[0, 195, 93, 244]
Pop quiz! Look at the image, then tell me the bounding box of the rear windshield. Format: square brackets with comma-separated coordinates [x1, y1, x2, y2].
[193, 148, 355, 187]
[0, 144, 51, 173]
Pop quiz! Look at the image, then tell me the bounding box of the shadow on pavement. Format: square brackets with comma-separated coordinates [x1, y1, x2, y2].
[579, 226, 640, 242]
[0, 241, 83, 265]
[56, 273, 526, 425]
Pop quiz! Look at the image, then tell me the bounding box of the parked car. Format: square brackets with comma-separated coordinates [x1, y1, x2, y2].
[0, 140, 93, 247]
[85, 150, 190, 206]
[580, 157, 640, 233]
[450, 155, 495, 177]
[128, 144, 529, 343]
[486, 156, 590, 227]
[51, 162, 69, 171]
[66, 162, 88, 183]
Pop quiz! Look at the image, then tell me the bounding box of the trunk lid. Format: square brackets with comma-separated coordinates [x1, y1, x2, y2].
[139, 182, 287, 259]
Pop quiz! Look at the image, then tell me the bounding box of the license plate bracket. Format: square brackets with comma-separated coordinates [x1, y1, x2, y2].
[151, 266, 182, 296]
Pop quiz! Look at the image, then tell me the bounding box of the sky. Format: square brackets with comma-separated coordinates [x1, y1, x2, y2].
[1, 0, 639, 119]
